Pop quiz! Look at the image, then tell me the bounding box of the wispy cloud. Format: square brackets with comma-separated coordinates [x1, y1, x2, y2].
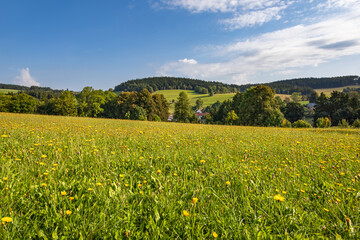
[157, 6, 360, 84]
[159, 0, 283, 13]
[15, 68, 40, 87]
[158, 0, 291, 29]
[220, 6, 287, 30]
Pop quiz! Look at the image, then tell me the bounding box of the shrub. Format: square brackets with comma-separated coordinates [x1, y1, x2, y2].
[292, 120, 312, 128]
[152, 114, 161, 122]
[281, 118, 292, 128]
[316, 117, 331, 128]
[338, 119, 349, 128]
[352, 119, 360, 128]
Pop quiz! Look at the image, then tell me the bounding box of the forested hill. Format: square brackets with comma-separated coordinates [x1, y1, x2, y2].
[114, 77, 240, 95]
[269, 76, 359, 89]
[114, 76, 359, 95]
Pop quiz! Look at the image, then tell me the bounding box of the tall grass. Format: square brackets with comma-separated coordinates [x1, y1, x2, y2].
[1, 112, 360, 239]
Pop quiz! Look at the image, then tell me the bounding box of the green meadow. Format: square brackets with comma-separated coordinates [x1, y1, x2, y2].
[1, 112, 360, 239]
[0, 89, 19, 94]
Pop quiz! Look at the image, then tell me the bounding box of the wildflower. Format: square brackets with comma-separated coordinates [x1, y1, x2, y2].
[41, 155, 47, 158]
[1, 217, 12, 223]
[66, 210, 72, 215]
[324, 208, 329, 212]
[200, 160, 205, 163]
[274, 194, 285, 202]
[96, 183, 102, 187]
[41, 183, 47, 187]
[3, 177, 7, 181]
[43, 173, 49, 176]
[1, 135, 8, 138]
[183, 210, 190, 217]
[213, 232, 218, 238]
[120, 174, 124, 178]
[226, 181, 231, 186]
[61, 191, 67, 196]
[88, 188, 93, 191]
[157, 169, 161, 174]
[139, 191, 144, 195]
[70, 197, 74, 201]
[192, 198, 198, 204]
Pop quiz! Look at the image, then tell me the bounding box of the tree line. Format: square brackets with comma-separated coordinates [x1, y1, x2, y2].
[113, 75, 359, 96]
[186, 85, 360, 128]
[0, 87, 169, 121]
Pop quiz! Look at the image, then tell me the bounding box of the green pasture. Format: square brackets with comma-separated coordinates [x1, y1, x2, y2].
[1, 112, 360, 239]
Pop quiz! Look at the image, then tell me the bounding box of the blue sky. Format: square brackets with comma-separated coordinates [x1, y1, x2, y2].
[1, 0, 360, 91]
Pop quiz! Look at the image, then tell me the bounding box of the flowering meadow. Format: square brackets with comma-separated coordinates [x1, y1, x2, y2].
[1, 112, 360, 239]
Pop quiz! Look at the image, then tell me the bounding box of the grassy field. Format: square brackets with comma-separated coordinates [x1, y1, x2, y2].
[0, 89, 19, 94]
[1, 112, 360, 239]
[315, 85, 360, 96]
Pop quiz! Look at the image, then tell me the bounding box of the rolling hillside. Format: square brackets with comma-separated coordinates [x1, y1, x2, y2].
[314, 85, 360, 96]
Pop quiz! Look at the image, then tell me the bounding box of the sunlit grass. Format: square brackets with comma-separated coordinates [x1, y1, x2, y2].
[1, 112, 360, 238]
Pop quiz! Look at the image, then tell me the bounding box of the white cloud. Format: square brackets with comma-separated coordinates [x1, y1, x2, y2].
[318, 0, 360, 9]
[221, 6, 287, 29]
[15, 68, 40, 87]
[160, 0, 282, 13]
[159, 0, 290, 29]
[158, 7, 360, 84]
[179, 58, 198, 64]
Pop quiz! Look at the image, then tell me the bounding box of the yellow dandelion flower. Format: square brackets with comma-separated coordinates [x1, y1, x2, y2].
[324, 208, 329, 212]
[70, 197, 74, 201]
[41, 155, 47, 158]
[200, 160, 205, 163]
[88, 188, 93, 191]
[65, 210, 72, 215]
[274, 194, 285, 202]
[96, 183, 102, 187]
[43, 173, 49, 176]
[183, 210, 190, 217]
[41, 183, 47, 187]
[3, 177, 8, 181]
[120, 174, 124, 178]
[157, 169, 161, 174]
[192, 198, 198, 204]
[226, 181, 231, 186]
[1, 217, 12, 223]
[61, 191, 67, 196]
[213, 232, 218, 238]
